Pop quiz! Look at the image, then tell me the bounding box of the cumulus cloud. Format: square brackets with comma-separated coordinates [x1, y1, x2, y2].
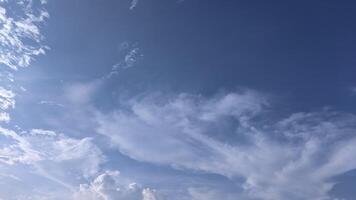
[73, 170, 160, 200]
[96, 90, 356, 200]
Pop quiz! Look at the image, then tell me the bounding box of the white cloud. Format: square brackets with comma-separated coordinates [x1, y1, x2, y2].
[30, 129, 57, 136]
[0, 0, 48, 70]
[0, 86, 15, 110]
[108, 43, 143, 78]
[0, 112, 9, 122]
[122, 47, 141, 69]
[39, 100, 65, 108]
[130, 0, 139, 10]
[0, 0, 48, 124]
[0, 172, 21, 181]
[0, 126, 105, 182]
[188, 187, 238, 200]
[142, 189, 158, 200]
[96, 91, 267, 176]
[73, 171, 160, 200]
[96, 91, 356, 200]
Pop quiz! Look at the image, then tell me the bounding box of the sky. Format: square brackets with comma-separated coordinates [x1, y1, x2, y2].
[1, 0, 356, 199]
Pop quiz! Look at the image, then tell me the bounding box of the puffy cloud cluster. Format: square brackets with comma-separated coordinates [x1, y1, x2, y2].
[96, 90, 356, 200]
[73, 171, 159, 200]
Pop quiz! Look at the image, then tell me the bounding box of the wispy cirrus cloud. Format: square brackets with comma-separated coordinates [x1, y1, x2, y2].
[95, 90, 356, 200]
[39, 100, 65, 108]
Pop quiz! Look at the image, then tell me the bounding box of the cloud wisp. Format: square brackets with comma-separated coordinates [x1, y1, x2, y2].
[130, 0, 139, 10]
[108, 42, 143, 78]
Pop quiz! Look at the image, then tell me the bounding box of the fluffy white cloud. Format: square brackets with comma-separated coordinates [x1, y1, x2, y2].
[96, 91, 356, 200]
[73, 171, 160, 200]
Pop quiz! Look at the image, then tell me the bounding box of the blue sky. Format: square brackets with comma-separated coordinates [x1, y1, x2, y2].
[1, 0, 356, 199]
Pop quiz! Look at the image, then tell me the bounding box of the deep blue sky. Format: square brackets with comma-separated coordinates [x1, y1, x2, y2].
[1, 0, 356, 199]
[28, 0, 356, 112]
